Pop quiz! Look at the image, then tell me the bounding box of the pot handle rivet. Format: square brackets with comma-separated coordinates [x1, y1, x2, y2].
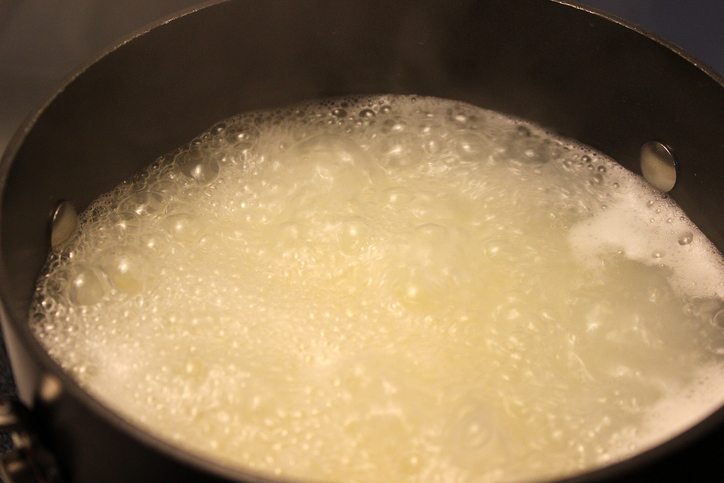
[50, 201, 78, 250]
[640, 141, 677, 192]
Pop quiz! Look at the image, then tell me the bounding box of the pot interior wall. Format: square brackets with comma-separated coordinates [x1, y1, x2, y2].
[3, 0, 724, 323]
[0, 0, 723, 481]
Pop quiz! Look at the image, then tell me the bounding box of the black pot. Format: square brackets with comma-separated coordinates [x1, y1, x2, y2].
[0, 1, 722, 481]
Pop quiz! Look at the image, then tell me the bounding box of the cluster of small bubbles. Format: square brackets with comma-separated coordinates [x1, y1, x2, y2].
[121, 192, 164, 216]
[31, 95, 724, 483]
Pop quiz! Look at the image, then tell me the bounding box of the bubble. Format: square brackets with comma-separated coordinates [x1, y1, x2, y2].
[98, 248, 147, 295]
[339, 217, 370, 253]
[418, 120, 441, 136]
[106, 211, 141, 234]
[210, 122, 227, 135]
[332, 108, 347, 118]
[383, 187, 414, 205]
[516, 125, 531, 137]
[678, 232, 694, 245]
[67, 264, 108, 305]
[400, 281, 421, 303]
[176, 148, 220, 184]
[382, 118, 407, 134]
[446, 404, 500, 467]
[154, 177, 182, 197]
[713, 309, 724, 330]
[505, 138, 557, 165]
[455, 132, 492, 160]
[121, 192, 164, 216]
[140, 234, 162, 251]
[224, 123, 259, 145]
[378, 134, 420, 168]
[422, 137, 442, 155]
[452, 114, 468, 125]
[359, 109, 375, 118]
[162, 213, 202, 242]
[39, 296, 57, 314]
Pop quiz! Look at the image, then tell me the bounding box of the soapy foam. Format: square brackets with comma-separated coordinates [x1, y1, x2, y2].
[568, 175, 724, 299]
[31, 96, 724, 482]
[607, 363, 724, 460]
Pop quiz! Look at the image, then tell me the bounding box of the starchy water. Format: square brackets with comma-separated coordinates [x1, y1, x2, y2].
[32, 95, 724, 482]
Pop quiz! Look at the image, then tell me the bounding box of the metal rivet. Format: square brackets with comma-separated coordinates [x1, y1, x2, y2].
[640, 141, 677, 192]
[38, 374, 63, 404]
[50, 201, 79, 250]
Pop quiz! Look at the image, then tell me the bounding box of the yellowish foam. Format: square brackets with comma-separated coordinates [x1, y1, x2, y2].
[32, 96, 724, 482]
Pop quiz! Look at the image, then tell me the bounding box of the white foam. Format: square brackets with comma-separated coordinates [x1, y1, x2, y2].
[569, 172, 724, 299]
[30, 95, 724, 483]
[624, 364, 724, 456]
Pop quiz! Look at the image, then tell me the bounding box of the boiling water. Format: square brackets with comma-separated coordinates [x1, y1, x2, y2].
[32, 96, 724, 482]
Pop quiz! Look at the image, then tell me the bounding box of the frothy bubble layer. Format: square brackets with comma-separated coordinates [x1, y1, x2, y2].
[32, 95, 724, 482]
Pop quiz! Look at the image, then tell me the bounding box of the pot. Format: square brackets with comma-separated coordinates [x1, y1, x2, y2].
[0, 0, 722, 481]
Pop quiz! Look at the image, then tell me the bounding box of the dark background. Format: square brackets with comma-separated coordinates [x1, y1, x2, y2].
[0, 0, 722, 463]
